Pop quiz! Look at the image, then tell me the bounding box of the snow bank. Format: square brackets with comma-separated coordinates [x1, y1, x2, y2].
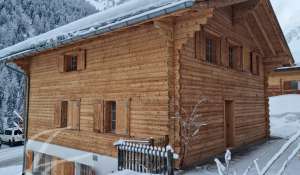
[0, 165, 22, 175]
[270, 113, 300, 139]
[269, 94, 300, 115]
[269, 94, 300, 139]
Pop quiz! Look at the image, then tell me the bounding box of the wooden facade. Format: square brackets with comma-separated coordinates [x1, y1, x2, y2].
[10, 0, 294, 173]
[268, 68, 300, 96]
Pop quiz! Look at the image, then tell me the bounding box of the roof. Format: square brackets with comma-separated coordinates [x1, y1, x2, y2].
[274, 64, 300, 72]
[0, 0, 195, 62]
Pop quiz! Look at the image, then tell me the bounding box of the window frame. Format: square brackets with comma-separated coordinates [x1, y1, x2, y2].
[104, 101, 117, 134]
[65, 54, 78, 72]
[204, 32, 220, 64]
[227, 39, 242, 70]
[61, 101, 68, 128]
[58, 49, 86, 73]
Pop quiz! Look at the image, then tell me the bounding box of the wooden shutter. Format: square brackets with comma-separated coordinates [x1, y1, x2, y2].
[252, 53, 258, 75]
[94, 100, 104, 133]
[58, 55, 65, 73]
[54, 101, 62, 128]
[63, 161, 75, 175]
[256, 56, 260, 75]
[284, 81, 292, 90]
[77, 49, 86, 71]
[68, 100, 80, 130]
[116, 99, 131, 135]
[26, 151, 33, 172]
[195, 31, 201, 59]
[221, 38, 228, 67]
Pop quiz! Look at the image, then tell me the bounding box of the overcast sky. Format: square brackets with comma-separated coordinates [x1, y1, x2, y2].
[271, 0, 300, 63]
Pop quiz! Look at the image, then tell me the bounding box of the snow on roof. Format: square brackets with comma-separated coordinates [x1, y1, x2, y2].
[0, 0, 195, 62]
[275, 64, 300, 72]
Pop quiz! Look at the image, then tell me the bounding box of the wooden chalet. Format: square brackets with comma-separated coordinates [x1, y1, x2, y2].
[0, 0, 294, 174]
[268, 66, 300, 96]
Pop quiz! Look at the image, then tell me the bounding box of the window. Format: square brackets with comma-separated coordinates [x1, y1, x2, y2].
[105, 101, 117, 133]
[206, 38, 214, 63]
[65, 55, 78, 72]
[256, 55, 260, 75]
[250, 52, 253, 71]
[54, 100, 80, 130]
[94, 99, 130, 135]
[284, 81, 299, 91]
[204, 32, 220, 64]
[61, 101, 68, 128]
[32, 153, 52, 175]
[249, 52, 260, 75]
[58, 49, 86, 73]
[5, 130, 12, 135]
[229, 47, 234, 69]
[79, 164, 95, 175]
[14, 130, 22, 135]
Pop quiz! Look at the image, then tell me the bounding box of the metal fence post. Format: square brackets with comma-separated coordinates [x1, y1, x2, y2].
[167, 150, 174, 175]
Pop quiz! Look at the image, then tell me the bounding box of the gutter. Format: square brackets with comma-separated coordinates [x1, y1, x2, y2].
[4, 64, 29, 175]
[0, 0, 195, 62]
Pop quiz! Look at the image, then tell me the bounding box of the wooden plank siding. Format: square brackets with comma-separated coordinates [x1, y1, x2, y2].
[27, 23, 170, 157]
[178, 8, 267, 166]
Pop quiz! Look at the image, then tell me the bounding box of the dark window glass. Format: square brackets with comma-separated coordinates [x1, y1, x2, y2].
[5, 130, 12, 135]
[256, 56, 260, 75]
[14, 130, 22, 135]
[250, 52, 254, 73]
[111, 101, 116, 133]
[229, 47, 234, 69]
[291, 81, 298, 90]
[61, 101, 68, 128]
[80, 164, 94, 175]
[206, 38, 214, 63]
[33, 153, 52, 175]
[65, 55, 78, 72]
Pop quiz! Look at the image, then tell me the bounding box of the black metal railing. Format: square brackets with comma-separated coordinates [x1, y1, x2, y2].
[115, 141, 178, 175]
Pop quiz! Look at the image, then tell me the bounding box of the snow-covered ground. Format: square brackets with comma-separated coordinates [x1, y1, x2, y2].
[0, 145, 23, 175]
[1, 95, 300, 175]
[269, 95, 300, 139]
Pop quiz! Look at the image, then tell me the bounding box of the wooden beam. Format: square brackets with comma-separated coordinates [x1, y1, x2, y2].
[232, 0, 260, 20]
[244, 20, 264, 56]
[251, 11, 277, 56]
[260, 2, 290, 57]
[195, 0, 249, 9]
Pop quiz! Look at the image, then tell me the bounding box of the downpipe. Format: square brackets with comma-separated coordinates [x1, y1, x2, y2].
[4, 63, 29, 175]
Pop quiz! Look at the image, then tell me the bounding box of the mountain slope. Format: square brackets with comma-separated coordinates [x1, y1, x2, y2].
[0, 0, 97, 50]
[85, 0, 130, 11]
[0, 0, 97, 131]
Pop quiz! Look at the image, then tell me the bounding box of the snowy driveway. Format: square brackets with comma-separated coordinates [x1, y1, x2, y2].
[0, 145, 23, 167]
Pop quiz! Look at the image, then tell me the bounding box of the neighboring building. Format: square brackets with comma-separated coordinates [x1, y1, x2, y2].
[268, 65, 300, 96]
[0, 0, 294, 174]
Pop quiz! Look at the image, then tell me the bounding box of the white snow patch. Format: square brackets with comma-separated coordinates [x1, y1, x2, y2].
[270, 113, 300, 139]
[269, 94, 300, 115]
[0, 165, 22, 175]
[269, 94, 300, 138]
[0, 146, 23, 162]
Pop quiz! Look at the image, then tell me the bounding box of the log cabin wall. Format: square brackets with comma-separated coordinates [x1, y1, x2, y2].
[26, 23, 170, 157]
[177, 7, 268, 166]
